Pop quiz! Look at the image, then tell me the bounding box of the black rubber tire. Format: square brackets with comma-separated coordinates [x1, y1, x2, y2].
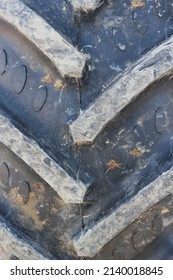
[0, 0, 173, 260]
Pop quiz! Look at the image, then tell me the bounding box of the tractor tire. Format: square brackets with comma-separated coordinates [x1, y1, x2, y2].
[0, 0, 173, 260]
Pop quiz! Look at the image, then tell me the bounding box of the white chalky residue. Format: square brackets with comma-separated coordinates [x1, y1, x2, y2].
[71, 0, 104, 13]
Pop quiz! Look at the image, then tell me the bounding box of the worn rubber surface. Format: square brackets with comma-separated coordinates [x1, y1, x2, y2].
[0, 0, 173, 259]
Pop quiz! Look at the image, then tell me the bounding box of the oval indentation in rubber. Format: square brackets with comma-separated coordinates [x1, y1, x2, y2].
[132, 231, 146, 252]
[0, 49, 7, 75]
[153, 215, 163, 233]
[133, 8, 148, 35]
[33, 86, 48, 112]
[18, 181, 30, 205]
[0, 162, 10, 186]
[9, 255, 20, 260]
[13, 65, 27, 94]
[113, 28, 127, 51]
[155, 107, 167, 133]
